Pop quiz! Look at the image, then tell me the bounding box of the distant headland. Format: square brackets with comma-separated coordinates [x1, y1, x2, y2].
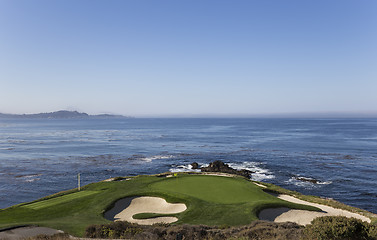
[0, 110, 131, 119]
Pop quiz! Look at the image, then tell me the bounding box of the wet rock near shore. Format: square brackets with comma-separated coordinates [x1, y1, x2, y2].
[200, 160, 253, 178]
[190, 162, 199, 169]
[294, 176, 320, 184]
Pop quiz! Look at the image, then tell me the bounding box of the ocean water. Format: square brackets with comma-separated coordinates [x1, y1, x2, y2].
[0, 118, 376, 213]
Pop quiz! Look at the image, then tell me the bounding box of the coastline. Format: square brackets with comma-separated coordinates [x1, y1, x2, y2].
[0, 172, 376, 239]
[2, 118, 376, 215]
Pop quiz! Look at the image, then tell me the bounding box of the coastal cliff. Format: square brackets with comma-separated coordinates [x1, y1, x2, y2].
[0, 110, 128, 119]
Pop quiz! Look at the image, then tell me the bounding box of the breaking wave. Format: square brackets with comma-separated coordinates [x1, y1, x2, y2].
[15, 174, 42, 183]
[169, 161, 275, 181]
[228, 162, 275, 181]
[140, 155, 174, 162]
[286, 176, 332, 188]
[169, 164, 201, 173]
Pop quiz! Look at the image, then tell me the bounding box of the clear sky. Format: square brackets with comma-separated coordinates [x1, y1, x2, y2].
[1, 0, 376, 117]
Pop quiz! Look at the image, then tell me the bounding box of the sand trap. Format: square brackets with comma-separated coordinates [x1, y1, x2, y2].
[253, 182, 267, 188]
[106, 196, 187, 225]
[198, 172, 241, 178]
[259, 194, 371, 225]
[0, 226, 63, 240]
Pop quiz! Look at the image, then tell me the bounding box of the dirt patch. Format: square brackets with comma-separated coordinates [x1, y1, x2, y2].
[0, 226, 63, 240]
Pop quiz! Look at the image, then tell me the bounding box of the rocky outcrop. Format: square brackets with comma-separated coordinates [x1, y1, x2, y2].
[190, 162, 199, 169]
[200, 161, 253, 178]
[294, 176, 319, 184]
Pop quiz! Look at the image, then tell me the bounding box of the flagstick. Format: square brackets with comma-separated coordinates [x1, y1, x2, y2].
[78, 173, 81, 191]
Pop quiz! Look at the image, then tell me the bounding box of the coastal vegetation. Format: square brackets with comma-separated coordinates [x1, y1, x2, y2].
[84, 220, 304, 240]
[85, 216, 377, 239]
[25, 217, 377, 240]
[303, 216, 377, 240]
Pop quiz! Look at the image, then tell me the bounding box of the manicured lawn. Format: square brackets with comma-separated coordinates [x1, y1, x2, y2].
[23, 191, 100, 210]
[151, 175, 273, 204]
[0, 174, 319, 237]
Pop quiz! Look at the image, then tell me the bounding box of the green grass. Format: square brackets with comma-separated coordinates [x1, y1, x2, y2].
[0, 174, 334, 237]
[23, 191, 99, 210]
[151, 175, 269, 203]
[132, 212, 172, 220]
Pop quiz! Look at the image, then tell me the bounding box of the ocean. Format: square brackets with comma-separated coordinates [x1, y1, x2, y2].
[0, 118, 376, 213]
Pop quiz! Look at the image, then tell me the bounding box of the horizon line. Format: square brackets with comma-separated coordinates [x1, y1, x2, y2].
[2, 110, 377, 119]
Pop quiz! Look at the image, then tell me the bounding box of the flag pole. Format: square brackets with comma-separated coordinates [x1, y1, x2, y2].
[78, 173, 81, 191]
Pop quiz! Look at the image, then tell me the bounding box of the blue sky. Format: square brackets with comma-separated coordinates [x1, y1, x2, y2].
[1, 0, 376, 117]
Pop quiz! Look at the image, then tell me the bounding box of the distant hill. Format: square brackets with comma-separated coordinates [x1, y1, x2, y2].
[0, 110, 129, 119]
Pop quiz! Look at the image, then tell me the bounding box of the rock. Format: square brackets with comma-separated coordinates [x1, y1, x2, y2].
[201, 161, 230, 172]
[237, 169, 253, 178]
[201, 160, 253, 178]
[191, 162, 199, 169]
[294, 176, 319, 184]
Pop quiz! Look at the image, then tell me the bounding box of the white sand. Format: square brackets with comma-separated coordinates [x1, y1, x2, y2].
[114, 196, 187, 225]
[253, 182, 267, 188]
[259, 194, 371, 225]
[199, 172, 236, 178]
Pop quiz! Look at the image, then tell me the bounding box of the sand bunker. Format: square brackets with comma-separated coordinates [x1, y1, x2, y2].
[259, 194, 371, 225]
[253, 182, 267, 188]
[106, 196, 187, 225]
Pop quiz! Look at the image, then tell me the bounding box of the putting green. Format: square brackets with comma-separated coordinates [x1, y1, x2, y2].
[151, 175, 273, 204]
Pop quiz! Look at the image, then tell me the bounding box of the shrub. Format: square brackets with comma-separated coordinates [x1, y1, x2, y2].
[85, 221, 144, 239]
[303, 216, 375, 240]
[368, 224, 377, 239]
[85, 221, 303, 240]
[85, 219, 376, 240]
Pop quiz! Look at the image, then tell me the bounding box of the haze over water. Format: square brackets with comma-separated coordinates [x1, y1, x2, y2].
[0, 118, 376, 213]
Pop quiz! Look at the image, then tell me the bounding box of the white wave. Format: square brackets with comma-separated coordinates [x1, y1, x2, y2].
[170, 164, 201, 173]
[25, 178, 40, 182]
[317, 180, 333, 185]
[252, 172, 276, 181]
[16, 174, 42, 183]
[170, 161, 275, 180]
[0, 147, 15, 150]
[286, 178, 313, 188]
[286, 177, 332, 188]
[140, 155, 174, 162]
[16, 174, 42, 178]
[228, 162, 275, 181]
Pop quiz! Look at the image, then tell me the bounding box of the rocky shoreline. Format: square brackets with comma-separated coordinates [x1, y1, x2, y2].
[191, 160, 253, 178]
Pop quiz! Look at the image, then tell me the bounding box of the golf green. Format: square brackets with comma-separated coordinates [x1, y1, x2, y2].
[151, 175, 274, 204]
